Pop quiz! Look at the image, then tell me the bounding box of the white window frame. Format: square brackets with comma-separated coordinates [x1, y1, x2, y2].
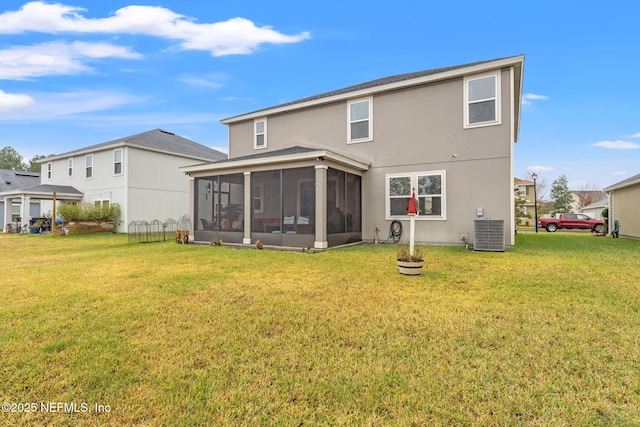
[385, 170, 446, 220]
[67, 158, 73, 177]
[464, 72, 501, 128]
[254, 118, 267, 149]
[85, 154, 93, 179]
[46, 162, 52, 180]
[113, 149, 123, 176]
[347, 97, 373, 143]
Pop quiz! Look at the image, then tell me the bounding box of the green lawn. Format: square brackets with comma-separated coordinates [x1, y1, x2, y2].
[1, 233, 639, 426]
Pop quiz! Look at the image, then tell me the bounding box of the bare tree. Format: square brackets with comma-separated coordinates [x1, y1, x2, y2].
[574, 181, 603, 211]
[524, 171, 547, 202]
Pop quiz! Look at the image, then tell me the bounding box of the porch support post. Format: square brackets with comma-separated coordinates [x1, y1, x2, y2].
[243, 172, 252, 244]
[20, 195, 30, 230]
[314, 165, 328, 249]
[188, 176, 195, 240]
[3, 197, 13, 232]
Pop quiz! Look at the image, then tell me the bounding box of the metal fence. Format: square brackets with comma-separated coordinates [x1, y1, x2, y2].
[127, 215, 192, 244]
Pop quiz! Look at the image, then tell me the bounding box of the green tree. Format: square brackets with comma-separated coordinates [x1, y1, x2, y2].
[27, 155, 48, 172]
[550, 175, 573, 214]
[0, 146, 26, 170]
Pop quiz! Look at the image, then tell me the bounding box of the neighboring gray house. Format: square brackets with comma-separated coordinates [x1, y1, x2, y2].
[0, 169, 41, 232]
[3, 129, 226, 232]
[604, 173, 640, 238]
[181, 55, 525, 249]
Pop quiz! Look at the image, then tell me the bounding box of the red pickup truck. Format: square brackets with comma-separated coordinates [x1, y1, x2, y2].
[538, 213, 605, 233]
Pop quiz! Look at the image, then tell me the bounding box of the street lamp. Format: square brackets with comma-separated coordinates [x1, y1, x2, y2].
[531, 172, 538, 233]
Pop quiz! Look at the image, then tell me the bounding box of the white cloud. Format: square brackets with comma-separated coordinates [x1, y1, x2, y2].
[612, 171, 628, 176]
[522, 93, 548, 106]
[0, 41, 141, 80]
[0, 2, 310, 56]
[631, 132, 640, 138]
[178, 73, 228, 89]
[0, 90, 145, 120]
[0, 89, 35, 111]
[592, 140, 640, 150]
[527, 165, 554, 172]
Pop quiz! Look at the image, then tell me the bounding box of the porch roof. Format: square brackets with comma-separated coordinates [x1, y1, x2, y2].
[180, 146, 370, 175]
[0, 184, 83, 201]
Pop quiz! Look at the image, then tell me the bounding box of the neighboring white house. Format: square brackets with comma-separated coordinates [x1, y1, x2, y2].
[2, 129, 227, 232]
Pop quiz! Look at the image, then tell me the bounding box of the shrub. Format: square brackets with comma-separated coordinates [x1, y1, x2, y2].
[397, 244, 424, 262]
[57, 203, 121, 222]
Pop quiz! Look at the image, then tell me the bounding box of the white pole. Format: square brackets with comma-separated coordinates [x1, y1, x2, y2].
[409, 214, 415, 257]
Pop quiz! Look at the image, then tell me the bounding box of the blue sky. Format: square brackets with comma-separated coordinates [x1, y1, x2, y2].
[1, 1, 639, 193]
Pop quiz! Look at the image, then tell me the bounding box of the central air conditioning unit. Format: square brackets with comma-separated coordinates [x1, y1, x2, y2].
[474, 218, 505, 252]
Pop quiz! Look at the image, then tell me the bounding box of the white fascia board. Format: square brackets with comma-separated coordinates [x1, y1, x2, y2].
[604, 176, 640, 192]
[222, 56, 525, 125]
[180, 150, 369, 175]
[0, 190, 83, 200]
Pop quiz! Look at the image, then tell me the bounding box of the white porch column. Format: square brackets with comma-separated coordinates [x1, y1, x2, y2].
[3, 197, 13, 232]
[314, 165, 328, 249]
[20, 195, 31, 230]
[188, 176, 195, 240]
[243, 172, 252, 244]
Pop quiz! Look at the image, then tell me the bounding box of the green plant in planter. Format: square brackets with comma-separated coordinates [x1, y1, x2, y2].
[397, 244, 424, 262]
[221, 203, 242, 229]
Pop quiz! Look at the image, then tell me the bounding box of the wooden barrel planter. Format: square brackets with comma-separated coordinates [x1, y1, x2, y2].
[397, 259, 424, 275]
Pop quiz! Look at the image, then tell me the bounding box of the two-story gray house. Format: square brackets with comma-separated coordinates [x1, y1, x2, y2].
[181, 55, 525, 249]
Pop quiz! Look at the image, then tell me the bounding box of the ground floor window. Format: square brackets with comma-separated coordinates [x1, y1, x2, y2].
[386, 170, 445, 219]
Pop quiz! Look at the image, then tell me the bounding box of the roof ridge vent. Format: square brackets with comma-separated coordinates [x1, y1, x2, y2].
[159, 129, 175, 135]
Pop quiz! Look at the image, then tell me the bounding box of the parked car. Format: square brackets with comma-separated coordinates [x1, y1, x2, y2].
[538, 213, 605, 233]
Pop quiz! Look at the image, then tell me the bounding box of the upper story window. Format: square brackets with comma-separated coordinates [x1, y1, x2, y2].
[386, 171, 446, 219]
[85, 154, 93, 179]
[254, 118, 267, 149]
[464, 73, 501, 128]
[113, 149, 123, 175]
[348, 97, 373, 143]
[47, 162, 52, 180]
[67, 159, 73, 177]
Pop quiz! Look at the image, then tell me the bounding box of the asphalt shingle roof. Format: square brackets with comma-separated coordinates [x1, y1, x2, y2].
[0, 169, 40, 199]
[224, 55, 523, 121]
[45, 129, 228, 162]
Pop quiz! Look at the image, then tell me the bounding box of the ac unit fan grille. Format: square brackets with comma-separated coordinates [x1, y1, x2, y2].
[474, 218, 505, 252]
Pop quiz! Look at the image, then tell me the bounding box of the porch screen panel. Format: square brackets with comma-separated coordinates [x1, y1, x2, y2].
[252, 171, 281, 234]
[282, 167, 315, 234]
[219, 174, 244, 232]
[195, 177, 217, 231]
[327, 168, 346, 234]
[346, 173, 361, 232]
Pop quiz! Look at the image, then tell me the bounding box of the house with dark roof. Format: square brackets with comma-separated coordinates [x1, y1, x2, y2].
[2, 129, 227, 232]
[604, 173, 640, 238]
[181, 55, 525, 248]
[0, 169, 43, 231]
